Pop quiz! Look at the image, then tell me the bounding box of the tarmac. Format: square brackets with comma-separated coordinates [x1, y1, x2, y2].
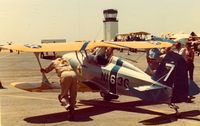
[0, 50, 200, 126]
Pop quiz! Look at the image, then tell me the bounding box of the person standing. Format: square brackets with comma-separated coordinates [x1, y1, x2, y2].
[41, 57, 77, 120]
[153, 48, 189, 103]
[145, 48, 161, 76]
[173, 42, 182, 54]
[179, 42, 195, 80]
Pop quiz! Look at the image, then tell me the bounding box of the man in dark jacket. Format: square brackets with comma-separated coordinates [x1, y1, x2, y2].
[153, 50, 189, 103]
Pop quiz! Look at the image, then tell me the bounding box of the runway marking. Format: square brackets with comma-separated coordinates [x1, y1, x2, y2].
[0, 94, 57, 101]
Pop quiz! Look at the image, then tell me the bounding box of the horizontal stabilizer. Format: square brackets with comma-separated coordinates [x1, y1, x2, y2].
[128, 84, 172, 102]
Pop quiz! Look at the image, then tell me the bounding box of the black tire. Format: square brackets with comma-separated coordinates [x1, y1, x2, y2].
[100, 92, 110, 101]
[100, 92, 119, 101]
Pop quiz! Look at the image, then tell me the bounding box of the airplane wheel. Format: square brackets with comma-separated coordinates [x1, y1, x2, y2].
[100, 92, 119, 101]
[100, 92, 110, 101]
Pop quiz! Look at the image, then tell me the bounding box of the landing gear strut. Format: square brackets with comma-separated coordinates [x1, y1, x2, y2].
[100, 91, 119, 101]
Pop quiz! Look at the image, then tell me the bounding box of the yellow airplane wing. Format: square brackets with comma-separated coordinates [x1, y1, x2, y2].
[2, 42, 93, 52]
[96, 41, 172, 49]
[2, 41, 172, 52]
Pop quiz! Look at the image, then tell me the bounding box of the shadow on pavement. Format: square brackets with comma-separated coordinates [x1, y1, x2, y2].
[24, 99, 200, 124]
[139, 110, 200, 125]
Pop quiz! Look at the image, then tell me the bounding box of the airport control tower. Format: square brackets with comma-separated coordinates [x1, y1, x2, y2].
[103, 9, 118, 41]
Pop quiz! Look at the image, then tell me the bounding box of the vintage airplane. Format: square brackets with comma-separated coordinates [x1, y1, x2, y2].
[2, 40, 199, 116]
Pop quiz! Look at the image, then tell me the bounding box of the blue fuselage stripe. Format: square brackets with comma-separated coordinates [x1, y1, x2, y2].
[80, 41, 90, 51]
[116, 59, 123, 66]
[109, 59, 123, 94]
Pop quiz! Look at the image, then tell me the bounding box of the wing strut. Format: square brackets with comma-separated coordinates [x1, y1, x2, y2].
[34, 52, 52, 87]
[75, 51, 83, 66]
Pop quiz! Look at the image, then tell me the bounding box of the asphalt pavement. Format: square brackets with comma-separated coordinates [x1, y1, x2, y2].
[0, 50, 200, 126]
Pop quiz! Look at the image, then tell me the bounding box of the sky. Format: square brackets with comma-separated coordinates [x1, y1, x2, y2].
[0, 0, 200, 44]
